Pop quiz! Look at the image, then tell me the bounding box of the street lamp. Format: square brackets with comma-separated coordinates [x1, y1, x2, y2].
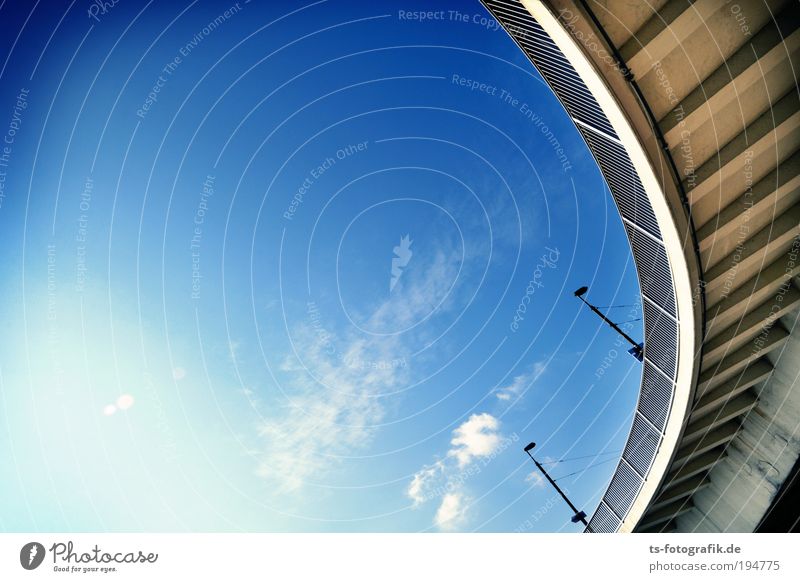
[574, 286, 644, 362]
[523, 442, 589, 527]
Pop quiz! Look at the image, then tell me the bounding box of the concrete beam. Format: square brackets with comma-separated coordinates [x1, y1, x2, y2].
[697, 322, 789, 391]
[634, 1, 784, 121]
[698, 323, 789, 392]
[661, 4, 800, 136]
[693, 359, 773, 413]
[638, 499, 695, 530]
[663, 30, 800, 158]
[702, 285, 800, 367]
[686, 91, 800, 208]
[618, 0, 694, 62]
[664, 447, 727, 488]
[682, 392, 758, 445]
[705, 194, 800, 275]
[703, 205, 800, 304]
[590, 0, 669, 48]
[673, 421, 739, 466]
[706, 247, 800, 317]
[697, 150, 800, 258]
[650, 475, 710, 511]
[622, 0, 722, 80]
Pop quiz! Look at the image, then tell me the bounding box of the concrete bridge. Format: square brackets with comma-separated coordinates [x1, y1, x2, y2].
[482, 0, 800, 532]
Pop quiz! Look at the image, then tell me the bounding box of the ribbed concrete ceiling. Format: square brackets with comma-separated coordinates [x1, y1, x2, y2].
[574, 0, 800, 532]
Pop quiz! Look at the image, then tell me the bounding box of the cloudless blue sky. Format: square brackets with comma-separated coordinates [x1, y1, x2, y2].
[0, 0, 643, 532]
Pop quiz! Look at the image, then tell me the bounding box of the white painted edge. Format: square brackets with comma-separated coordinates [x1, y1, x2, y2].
[519, 0, 699, 532]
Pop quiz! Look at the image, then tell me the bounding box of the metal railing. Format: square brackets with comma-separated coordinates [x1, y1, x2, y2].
[481, 0, 681, 532]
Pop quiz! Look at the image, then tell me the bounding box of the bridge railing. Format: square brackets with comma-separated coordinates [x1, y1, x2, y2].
[481, 0, 681, 532]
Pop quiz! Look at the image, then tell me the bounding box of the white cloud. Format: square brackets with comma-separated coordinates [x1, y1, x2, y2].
[525, 471, 546, 489]
[407, 461, 443, 506]
[406, 413, 505, 530]
[494, 361, 546, 401]
[435, 492, 467, 530]
[525, 455, 558, 489]
[448, 413, 502, 467]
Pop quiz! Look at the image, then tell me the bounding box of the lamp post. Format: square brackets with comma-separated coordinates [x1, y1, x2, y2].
[524, 442, 589, 528]
[573, 286, 644, 362]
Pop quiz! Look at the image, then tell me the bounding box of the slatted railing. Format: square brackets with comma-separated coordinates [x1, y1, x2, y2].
[481, 0, 681, 532]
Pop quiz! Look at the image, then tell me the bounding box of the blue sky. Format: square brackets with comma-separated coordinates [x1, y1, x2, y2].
[0, 0, 643, 532]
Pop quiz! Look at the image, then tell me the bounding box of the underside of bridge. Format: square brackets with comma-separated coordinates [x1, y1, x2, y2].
[484, 0, 800, 532]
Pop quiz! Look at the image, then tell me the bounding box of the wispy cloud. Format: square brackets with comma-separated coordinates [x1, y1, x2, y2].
[256, 246, 462, 491]
[228, 340, 242, 365]
[369, 247, 460, 331]
[494, 360, 546, 401]
[257, 326, 400, 491]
